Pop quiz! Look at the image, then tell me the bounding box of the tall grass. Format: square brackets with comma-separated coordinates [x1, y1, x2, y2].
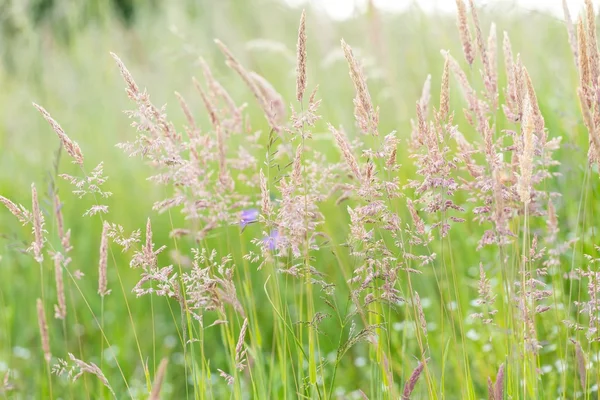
[0, 0, 599, 399]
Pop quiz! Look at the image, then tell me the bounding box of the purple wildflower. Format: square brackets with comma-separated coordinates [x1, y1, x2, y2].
[240, 208, 259, 229]
[263, 230, 279, 251]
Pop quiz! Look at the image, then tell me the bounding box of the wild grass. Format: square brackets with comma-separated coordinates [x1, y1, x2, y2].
[0, 0, 599, 399]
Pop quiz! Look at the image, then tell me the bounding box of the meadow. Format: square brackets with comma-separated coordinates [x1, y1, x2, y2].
[0, 0, 599, 398]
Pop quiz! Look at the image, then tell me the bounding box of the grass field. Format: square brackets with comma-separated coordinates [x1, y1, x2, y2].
[0, 0, 599, 398]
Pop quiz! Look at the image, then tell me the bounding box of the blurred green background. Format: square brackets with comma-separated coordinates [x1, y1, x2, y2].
[0, 0, 595, 398]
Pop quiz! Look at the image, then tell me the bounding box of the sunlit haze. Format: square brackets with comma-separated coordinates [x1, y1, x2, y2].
[283, 0, 589, 20]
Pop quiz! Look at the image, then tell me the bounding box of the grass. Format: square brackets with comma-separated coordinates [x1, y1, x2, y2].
[0, 0, 598, 398]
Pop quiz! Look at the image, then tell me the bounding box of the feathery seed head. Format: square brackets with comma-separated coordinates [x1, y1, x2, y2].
[571, 339, 587, 390]
[414, 291, 427, 336]
[514, 55, 524, 120]
[215, 39, 280, 131]
[419, 74, 432, 117]
[33, 103, 84, 165]
[98, 221, 110, 297]
[585, 0, 599, 83]
[31, 184, 44, 263]
[259, 170, 273, 218]
[402, 358, 428, 400]
[296, 10, 307, 102]
[340, 39, 378, 135]
[193, 77, 220, 128]
[407, 199, 426, 235]
[235, 318, 249, 370]
[0, 195, 31, 224]
[36, 299, 51, 363]
[54, 254, 67, 319]
[110, 52, 140, 99]
[455, 0, 474, 65]
[487, 23, 498, 98]
[494, 364, 505, 400]
[149, 358, 169, 400]
[577, 86, 600, 163]
[518, 100, 534, 205]
[439, 56, 450, 121]
[174, 91, 197, 132]
[522, 68, 545, 137]
[249, 71, 286, 123]
[68, 353, 115, 396]
[578, 16, 591, 104]
[563, 0, 578, 66]
[328, 123, 362, 181]
[291, 143, 304, 186]
[487, 377, 496, 400]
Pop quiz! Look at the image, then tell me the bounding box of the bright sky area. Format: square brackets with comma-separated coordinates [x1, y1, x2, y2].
[283, 0, 590, 20]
